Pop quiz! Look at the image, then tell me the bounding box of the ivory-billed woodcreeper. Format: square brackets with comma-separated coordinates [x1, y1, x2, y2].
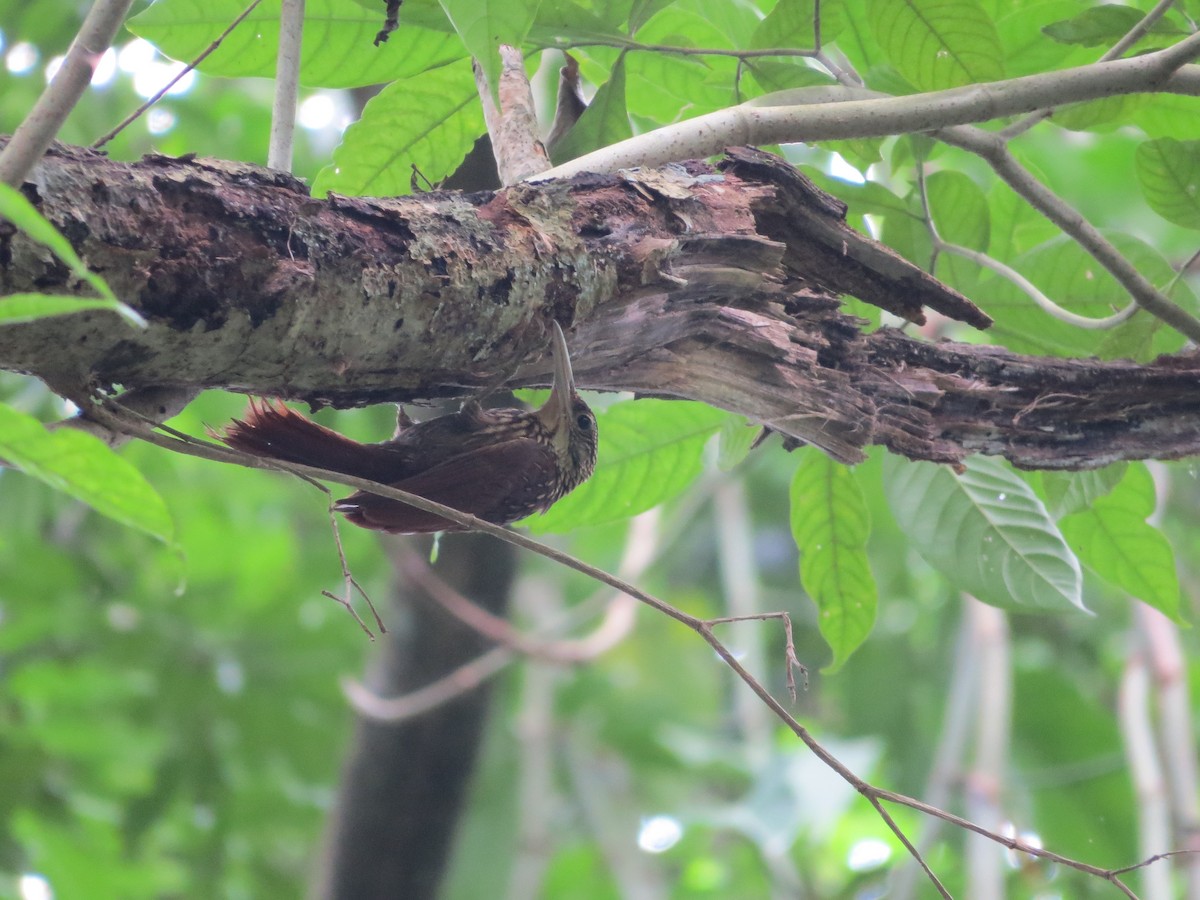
[218, 322, 598, 533]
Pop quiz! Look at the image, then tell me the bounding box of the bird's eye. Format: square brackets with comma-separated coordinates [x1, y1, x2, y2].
[577, 414, 592, 430]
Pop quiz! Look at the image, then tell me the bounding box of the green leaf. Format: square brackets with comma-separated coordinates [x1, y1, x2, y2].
[439, 0, 540, 93]
[1042, 5, 1183, 48]
[884, 455, 1085, 613]
[526, 400, 726, 533]
[981, 233, 1193, 360]
[1136, 138, 1200, 231]
[0, 185, 143, 326]
[130, 0, 467, 89]
[0, 404, 174, 543]
[867, 0, 1004, 91]
[1038, 464, 1127, 520]
[928, 170, 989, 250]
[550, 55, 632, 163]
[790, 452, 878, 669]
[1059, 463, 1182, 622]
[751, 0, 846, 49]
[717, 416, 760, 471]
[0, 294, 145, 328]
[311, 60, 484, 197]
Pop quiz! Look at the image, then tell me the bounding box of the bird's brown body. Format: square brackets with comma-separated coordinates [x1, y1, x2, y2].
[218, 324, 598, 533]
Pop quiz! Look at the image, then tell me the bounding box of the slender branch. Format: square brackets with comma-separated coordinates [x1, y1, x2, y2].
[93, 0, 264, 149]
[937, 125, 1200, 341]
[532, 37, 1200, 181]
[1001, 0, 1179, 139]
[0, 0, 135, 185]
[268, 0, 304, 171]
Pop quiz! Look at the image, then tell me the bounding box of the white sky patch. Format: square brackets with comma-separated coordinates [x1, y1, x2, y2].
[132, 61, 195, 99]
[847, 837, 892, 871]
[148, 108, 176, 135]
[118, 38, 158, 75]
[828, 151, 865, 184]
[299, 93, 338, 131]
[6, 41, 38, 74]
[637, 815, 683, 853]
[19, 874, 53, 900]
[92, 47, 118, 87]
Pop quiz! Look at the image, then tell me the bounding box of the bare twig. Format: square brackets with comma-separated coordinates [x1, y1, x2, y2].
[320, 498, 385, 639]
[0, 0, 135, 185]
[93, 0, 264, 149]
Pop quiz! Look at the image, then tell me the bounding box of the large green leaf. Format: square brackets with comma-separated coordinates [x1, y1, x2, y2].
[0, 404, 174, 543]
[790, 452, 877, 669]
[1036, 465, 1127, 520]
[129, 0, 466, 89]
[439, 0, 541, 93]
[311, 61, 484, 197]
[980, 233, 1193, 360]
[526, 399, 727, 533]
[1136, 138, 1200, 231]
[751, 0, 846, 49]
[867, 0, 1004, 91]
[1059, 463, 1182, 622]
[884, 455, 1084, 613]
[1042, 5, 1185, 48]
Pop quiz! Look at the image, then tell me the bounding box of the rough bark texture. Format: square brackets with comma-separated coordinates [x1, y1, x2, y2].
[4, 140, 1200, 468]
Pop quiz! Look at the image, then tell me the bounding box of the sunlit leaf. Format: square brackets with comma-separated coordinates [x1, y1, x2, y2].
[1059, 463, 1182, 621]
[867, 0, 1004, 91]
[1042, 5, 1183, 48]
[0, 404, 174, 543]
[439, 0, 540, 93]
[0, 294, 145, 328]
[790, 452, 877, 669]
[717, 416, 760, 471]
[884, 455, 1084, 613]
[1037, 465, 1127, 520]
[130, 0, 466, 89]
[1136, 138, 1200, 231]
[0, 185, 142, 326]
[311, 61, 484, 197]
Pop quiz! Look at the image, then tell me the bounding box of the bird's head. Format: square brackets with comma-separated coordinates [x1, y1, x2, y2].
[535, 321, 598, 489]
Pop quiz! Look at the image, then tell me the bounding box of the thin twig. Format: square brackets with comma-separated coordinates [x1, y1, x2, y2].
[0, 0, 136, 185]
[321, 497, 386, 638]
[916, 161, 1138, 330]
[93, 0, 264, 149]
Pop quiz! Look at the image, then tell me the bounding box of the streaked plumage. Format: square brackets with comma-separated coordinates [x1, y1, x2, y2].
[218, 323, 598, 533]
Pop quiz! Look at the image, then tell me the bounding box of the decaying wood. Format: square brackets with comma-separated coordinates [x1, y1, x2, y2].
[1, 139, 1198, 469]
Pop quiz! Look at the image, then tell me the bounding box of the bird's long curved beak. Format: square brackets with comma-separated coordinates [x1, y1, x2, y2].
[537, 321, 576, 430]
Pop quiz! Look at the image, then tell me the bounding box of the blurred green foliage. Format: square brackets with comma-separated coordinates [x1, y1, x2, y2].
[3, 0, 1200, 898]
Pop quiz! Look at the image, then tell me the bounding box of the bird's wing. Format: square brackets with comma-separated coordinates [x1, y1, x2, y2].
[335, 438, 559, 533]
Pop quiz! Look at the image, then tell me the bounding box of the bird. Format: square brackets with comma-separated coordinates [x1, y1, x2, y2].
[216, 322, 598, 533]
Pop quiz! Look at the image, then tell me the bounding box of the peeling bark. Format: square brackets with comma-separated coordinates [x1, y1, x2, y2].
[2, 140, 1199, 469]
